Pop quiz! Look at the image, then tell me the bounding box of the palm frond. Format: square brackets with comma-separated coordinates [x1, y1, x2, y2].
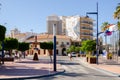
[114, 4, 120, 19]
[116, 6, 120, 10]
[100, 22, 109, 32]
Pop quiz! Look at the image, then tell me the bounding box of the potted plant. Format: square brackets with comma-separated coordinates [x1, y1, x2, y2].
[80, 40, 96, 64]
[107, 52, 112, 59]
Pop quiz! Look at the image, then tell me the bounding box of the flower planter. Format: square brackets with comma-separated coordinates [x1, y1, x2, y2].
[88, 57, 96, 64]
[107, 53, 112, 60]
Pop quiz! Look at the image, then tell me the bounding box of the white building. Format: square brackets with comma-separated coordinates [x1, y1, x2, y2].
[47, 15, 94, 41]
[65, 15, 80, 41]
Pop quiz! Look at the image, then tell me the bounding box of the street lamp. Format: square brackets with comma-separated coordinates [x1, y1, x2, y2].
[53, 24, 57, 71]
[86, 2, 99, 64]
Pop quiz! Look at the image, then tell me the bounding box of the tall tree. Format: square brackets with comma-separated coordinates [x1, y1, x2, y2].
[0, 25, 6, 64]
[18, 42, 29, 58]
[101, 22, 109, 32]
[114, 3, 120, 56]
[100, 22, 110, 52]
[4, 38, 18, 56]
[40, 42, 53, 62]
[0, 25, 6, 41]
[114, 3, 120, 30]
[114, 3, 120, 20]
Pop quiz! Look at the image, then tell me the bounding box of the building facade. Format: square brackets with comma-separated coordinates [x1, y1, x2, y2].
[25, 33, 71, 56]
[65, 15, 80, 41]
[80, 16, 93, 41]
[47, 15, 62, 35]
[10, 28, 36, 42]
[47, 15, 94, 42]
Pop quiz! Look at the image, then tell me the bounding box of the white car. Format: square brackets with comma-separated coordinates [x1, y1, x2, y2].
[71, 52, 77, 57]
[68, 52, 77, 57]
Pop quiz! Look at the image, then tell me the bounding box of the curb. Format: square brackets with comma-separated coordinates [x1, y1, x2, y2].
[94, 67, 120, 77]
[76, 58, 120, 77]
[0, 69, 65, 80]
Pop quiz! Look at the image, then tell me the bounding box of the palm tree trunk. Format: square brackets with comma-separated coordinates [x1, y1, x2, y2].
[118, 30, 120, 56]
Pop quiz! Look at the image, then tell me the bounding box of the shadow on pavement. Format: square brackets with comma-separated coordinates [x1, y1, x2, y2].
[60, 62, 80, 65]
[16, 60, 51, 64]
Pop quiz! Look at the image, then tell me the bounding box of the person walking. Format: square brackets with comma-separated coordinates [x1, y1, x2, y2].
[70, 52, 73, 61]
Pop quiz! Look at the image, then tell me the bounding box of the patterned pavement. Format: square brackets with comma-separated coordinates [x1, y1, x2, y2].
[0, 58, 63, 79]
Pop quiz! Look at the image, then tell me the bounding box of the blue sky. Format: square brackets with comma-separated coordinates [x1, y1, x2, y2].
[0, 0, 119, 35]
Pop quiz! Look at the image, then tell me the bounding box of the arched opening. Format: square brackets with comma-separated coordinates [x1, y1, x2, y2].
[38, 50, 40, 55]
[62, 48, 66, 56]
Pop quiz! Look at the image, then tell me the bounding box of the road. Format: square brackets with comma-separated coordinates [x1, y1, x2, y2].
[25, 56, 120, 80]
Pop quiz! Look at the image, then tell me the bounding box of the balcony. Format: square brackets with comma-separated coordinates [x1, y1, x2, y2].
[81, 33, 93, 36]
[81, 21, 93, 25]
[81, 27, 93, 30]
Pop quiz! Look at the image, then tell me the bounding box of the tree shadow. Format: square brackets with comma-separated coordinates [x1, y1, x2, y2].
[16, 60, 51, 64]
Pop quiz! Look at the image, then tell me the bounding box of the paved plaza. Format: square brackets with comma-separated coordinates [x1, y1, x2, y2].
[0, 58, 63, 79]
[0, 56, 120, 80]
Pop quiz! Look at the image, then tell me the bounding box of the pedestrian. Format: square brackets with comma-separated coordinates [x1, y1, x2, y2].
[70, 52, 73, 60]
[33, 53, 39, 61]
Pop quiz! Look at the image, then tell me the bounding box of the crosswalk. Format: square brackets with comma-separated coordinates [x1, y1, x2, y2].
[25, 56, 120, 80]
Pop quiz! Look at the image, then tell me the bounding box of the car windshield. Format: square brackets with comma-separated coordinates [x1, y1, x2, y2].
[72, 52, 76, 54]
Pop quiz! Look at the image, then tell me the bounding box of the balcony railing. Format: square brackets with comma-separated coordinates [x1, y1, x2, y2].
[81, 21, 93, 25]
[81, 27, 93, 30]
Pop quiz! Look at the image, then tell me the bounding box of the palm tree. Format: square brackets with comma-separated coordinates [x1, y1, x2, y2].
[114, 3, 120, 20]
[101, 22, 109, 32]
[114, 3, 120, 56]
[101, 22, 109, 44]
[114, 3, 120, 29]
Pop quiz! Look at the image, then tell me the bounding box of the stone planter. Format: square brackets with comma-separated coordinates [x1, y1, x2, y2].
[86, 57, 88, 62]
[88, 57, 96, 64]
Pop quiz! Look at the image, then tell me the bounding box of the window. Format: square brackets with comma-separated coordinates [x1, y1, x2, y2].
[67, 42, 69, 45]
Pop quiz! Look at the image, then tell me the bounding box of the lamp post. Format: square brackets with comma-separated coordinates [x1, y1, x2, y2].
[53, 24, 57, 71]
[86, 2, 99, 64]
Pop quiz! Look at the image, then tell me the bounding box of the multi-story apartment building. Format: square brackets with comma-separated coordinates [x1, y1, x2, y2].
[47, 15, 94, 42]
[80, 16, 93, 41]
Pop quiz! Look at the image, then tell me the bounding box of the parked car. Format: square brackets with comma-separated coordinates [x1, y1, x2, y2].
[68, 52, 77, 57]
[71, 52, 77, 57]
